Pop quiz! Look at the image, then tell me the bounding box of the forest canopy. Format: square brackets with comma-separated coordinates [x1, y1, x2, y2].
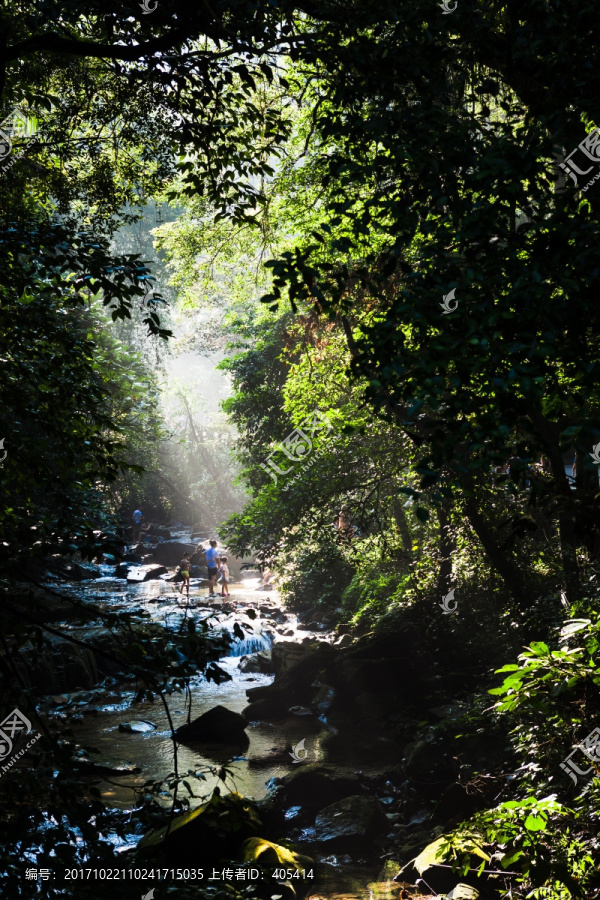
[3, 1, 600, 899]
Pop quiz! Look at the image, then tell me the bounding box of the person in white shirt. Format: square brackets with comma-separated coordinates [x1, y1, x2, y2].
[219, 556, 230, 597]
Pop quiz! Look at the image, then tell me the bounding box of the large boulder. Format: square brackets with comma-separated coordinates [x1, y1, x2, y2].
[271, 641, 309, 676]
[239, 651, 274, 674]
[126, 564, 168, 582]
[243, 642, 336, 721]
[137, 791, 262, 867]
[314, 795, 387, 847]
[175, 705, 248, 745]
[151, 540, 198, 567]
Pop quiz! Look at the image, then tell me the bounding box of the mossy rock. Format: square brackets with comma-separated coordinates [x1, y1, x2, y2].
[240, 837, 313, 870]
[137, 790, 262, 866]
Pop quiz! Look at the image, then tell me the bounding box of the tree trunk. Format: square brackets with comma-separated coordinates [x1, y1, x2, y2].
[392, 496, 412, 554]
[461, 492, 529, 606]
[529, 410, 583, 605]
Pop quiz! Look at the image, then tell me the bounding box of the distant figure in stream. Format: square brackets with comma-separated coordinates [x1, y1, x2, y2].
[132, 508, 143, 542]
[218, 556, 230, 598]
[178, 553, 191, 597]
[205, 539, 220, 598]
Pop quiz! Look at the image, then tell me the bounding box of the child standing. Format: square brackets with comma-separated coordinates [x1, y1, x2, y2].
[178, 553, 191, 597]
[219, 556, 230, 597]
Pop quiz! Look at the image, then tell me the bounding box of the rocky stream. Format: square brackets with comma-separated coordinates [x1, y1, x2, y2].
[20, 528, 496, 900]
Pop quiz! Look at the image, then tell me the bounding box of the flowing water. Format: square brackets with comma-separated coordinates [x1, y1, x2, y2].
[39, 558, 416, 900]
[48, 571, 328, 807]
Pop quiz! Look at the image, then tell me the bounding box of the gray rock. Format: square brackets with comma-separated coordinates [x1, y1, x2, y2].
[118, 720, 157, 734]
[239, 651, 273, 674]
[151, 541, 198, 567]
[334, 633, 353, 649]
[126, 564, 168, 582]
[175, 705, 248, 744]
[271, 641, 310, 676]
[315, 795, 387, 845]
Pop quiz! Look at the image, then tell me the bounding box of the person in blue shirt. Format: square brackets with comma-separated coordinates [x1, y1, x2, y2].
[205, 540, 220, 597]
[132, 509, 143, 542]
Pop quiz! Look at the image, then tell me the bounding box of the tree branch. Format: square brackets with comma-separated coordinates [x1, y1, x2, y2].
[6, 28, 197, 63]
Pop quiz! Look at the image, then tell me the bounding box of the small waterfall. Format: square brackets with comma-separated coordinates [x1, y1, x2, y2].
[228, 631, 273, 657]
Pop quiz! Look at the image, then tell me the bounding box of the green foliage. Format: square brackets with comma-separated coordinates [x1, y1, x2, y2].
[427, 796, 599, 899]
[488, 622, 600, 715]
[0, 284, 163, 566]
[276, 539, 355, 612]
[342, 567, 409, 625]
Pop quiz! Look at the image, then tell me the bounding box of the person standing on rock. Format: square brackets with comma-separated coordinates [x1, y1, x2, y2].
[178, 553, 191, 598]
[205, 540, 220, 598]
[132, 508, 143, 542]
